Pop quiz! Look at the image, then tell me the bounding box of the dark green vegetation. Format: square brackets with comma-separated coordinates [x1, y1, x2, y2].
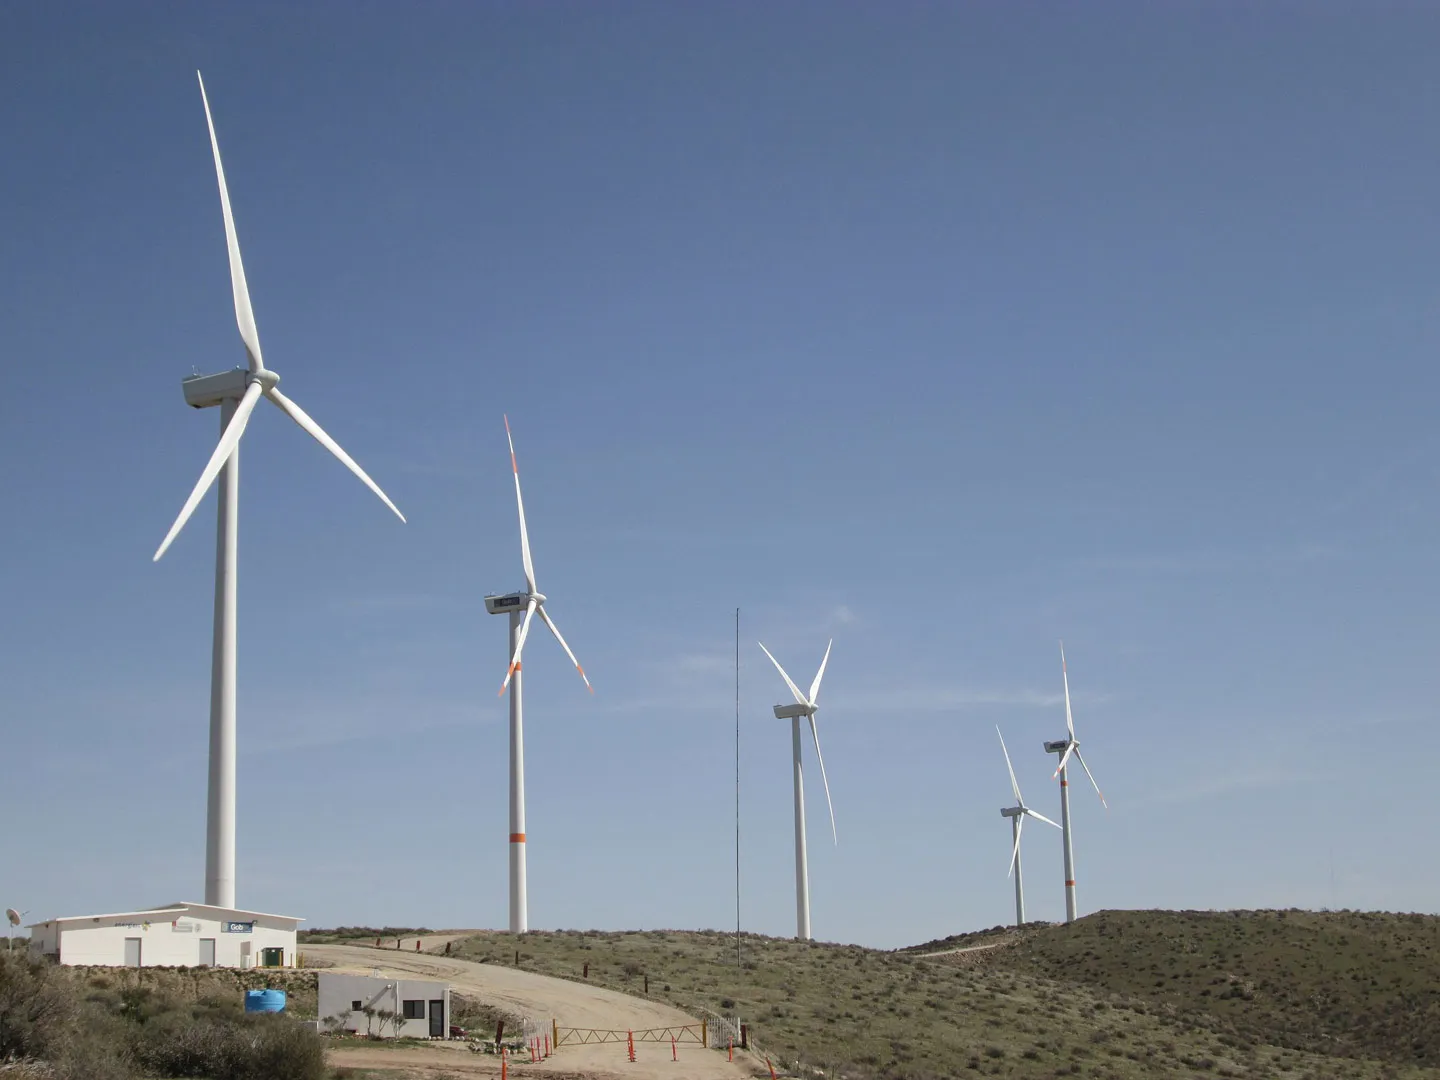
[433, 911, 1440, 1079]
[0, 954, 325, 1080]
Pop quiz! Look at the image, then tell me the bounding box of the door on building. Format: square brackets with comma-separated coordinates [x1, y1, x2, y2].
[124, 938, 141, 967]
[260, 947, 284, 968]
[199, 939, 216, 967]
[428, 1000, 445, 1038]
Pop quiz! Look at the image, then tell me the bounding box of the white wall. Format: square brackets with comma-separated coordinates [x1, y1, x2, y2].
[318, 972, 450, 1039]
[31, 906, 298, 969]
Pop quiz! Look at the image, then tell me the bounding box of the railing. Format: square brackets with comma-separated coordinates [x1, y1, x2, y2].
[554, 1022, 706, 1047]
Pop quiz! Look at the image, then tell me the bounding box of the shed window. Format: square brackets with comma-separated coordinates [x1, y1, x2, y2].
[351, 1000, 362, 1011]
[402, 999, 425, 1020]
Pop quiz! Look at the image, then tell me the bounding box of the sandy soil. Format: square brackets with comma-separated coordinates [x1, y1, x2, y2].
[308, 942, 759, 1080]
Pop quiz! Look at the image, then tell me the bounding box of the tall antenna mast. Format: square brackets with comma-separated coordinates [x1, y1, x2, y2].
[735, 606, 741, 966]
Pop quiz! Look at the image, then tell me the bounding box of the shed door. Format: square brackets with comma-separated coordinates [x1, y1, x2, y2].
[124, 938, 141, 967]
[199, 939, 216, 967]
[429, 1000, 444, 1038]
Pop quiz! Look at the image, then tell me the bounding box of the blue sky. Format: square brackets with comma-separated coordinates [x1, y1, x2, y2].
[3, 2, 1438, 949]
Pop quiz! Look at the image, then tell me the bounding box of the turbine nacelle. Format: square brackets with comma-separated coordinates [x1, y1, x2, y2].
[772, 702, 814, 720]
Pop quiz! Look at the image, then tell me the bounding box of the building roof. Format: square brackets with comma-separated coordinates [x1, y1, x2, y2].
[27, 902, 303, 930]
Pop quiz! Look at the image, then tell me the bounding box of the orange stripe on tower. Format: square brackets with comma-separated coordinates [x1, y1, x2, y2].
[1065, 880, 1076, 887]
[1060, 779, 1068, 787]
[510, 833, 526, 843]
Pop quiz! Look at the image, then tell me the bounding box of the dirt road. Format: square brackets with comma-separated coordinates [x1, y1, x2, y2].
[307, 943, 759, 1080]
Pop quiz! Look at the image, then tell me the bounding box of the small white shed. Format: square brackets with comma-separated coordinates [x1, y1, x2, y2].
[27, 902, 301, 969]
[318, 972, 451, 1039]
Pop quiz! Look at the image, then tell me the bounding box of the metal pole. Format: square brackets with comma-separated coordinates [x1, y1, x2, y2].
[735, 607, 740, 966]
[1060, 761, 1076, 923]
[792, 716, 810, 940]
[205, 395, 239, 909]
[508, 609, 527, 934]
[1013, 815, 1025, 927]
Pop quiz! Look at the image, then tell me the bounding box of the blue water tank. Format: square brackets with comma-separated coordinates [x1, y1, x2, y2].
[244, 989, 287, 1013]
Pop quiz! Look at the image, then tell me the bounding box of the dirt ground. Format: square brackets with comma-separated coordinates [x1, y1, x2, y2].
[308, 942, 761, 1080]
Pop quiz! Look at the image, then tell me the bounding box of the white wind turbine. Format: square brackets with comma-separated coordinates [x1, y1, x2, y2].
[758, 640, 837, 941]
[1043, 642, 1107, 924]
[154, 73, 405, 910]
[485, 416, 592, 934]
[997, 727, 1060, 927]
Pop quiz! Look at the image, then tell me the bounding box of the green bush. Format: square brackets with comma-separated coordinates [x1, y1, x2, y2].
[0, 954, 324, 1080]
[132, 1013, 324, 1080]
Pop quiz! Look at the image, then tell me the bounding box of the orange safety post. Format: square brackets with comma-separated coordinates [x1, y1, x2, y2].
[501, 1048, 507, 1080]
[767, 1057, 776, 1080]
[627, 1030, 635, 1062]
[728, 1039, 733, 1062]
[544, 1033, 550, 1057]
[671, 1035, 677, 1061]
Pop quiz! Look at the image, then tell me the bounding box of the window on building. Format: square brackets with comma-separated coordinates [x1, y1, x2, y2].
[402, 1000, 425, 1020]
[351, 1000, 362, 1011]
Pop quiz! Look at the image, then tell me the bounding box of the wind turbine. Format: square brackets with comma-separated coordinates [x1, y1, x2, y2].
[1043, 642, 1106, 924]
[154, 73, 406, 910]
[485, 416, 592, 934]
[758, 640, 837, 941]
[997, 728, 1060, 927]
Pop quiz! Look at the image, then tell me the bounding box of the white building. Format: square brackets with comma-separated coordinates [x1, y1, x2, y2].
[318, 972, 451, 1039]
[27, 902, 301, 969]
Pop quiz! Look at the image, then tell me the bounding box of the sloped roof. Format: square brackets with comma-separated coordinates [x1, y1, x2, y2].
[27, 902, 303, 929]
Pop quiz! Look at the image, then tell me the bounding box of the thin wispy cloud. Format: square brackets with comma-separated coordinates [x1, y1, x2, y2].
[834, 685, 1077, 714]
[1132, 765, 1316, 808]
[1069, 544, 1342, 577]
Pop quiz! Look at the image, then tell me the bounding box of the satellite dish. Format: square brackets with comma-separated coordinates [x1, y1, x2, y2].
[5, 910, 20, 927]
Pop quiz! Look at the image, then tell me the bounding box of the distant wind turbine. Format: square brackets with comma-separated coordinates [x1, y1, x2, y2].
[154, 73, 405, 910]
[485, 416, 592, 934]
[758, 640, 837, 941]
[997, 727, 1060, 927]
[1043, 642, 1107, 924]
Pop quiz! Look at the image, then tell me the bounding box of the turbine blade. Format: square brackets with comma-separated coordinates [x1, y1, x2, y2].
[808, 638, 833, 704]
[538, 606, 593, 693]
[504, 416, 537, 594]
[758, 642, 807, 707]
[1023, 807, 1063, 830]
[196, 71, 265, 374]
[1061, 640, 1076, 740]
[997, 726, 1023, 805]
[153, 380, 263, 561]
[265, 389, 405, 522]
[808, 715, 837, 845]
[1073, 747, 1108, 809]
[1052, 742, 1075, 780]
[498, 599, 537, 695]
[1007, 814, 1024, 879]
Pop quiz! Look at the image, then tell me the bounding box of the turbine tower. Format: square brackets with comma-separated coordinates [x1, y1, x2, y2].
[154, 73, 405, 909]
[485, 416, 592, 934]
[758, 640, 837, 941]
[997, 727, 1060, 927]
[1043, 642, 1106, 924]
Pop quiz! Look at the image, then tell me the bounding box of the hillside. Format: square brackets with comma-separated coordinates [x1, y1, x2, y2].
[392, 911, 1440, 1080]
[982, 908, 1440, 1069]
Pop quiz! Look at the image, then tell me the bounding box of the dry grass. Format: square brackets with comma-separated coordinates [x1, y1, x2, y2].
[300, 912, 1440, 1078]
[984, 908, 1440, 1068]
